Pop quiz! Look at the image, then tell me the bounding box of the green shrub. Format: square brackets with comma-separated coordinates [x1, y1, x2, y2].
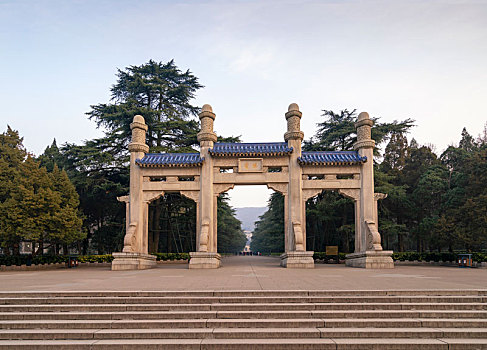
[0, 254, 114, 266]
[151, 253, 189, 261]
[313, 252, 346, 262]
[391, 251, 486, 263]
[78, 255, 114, 263]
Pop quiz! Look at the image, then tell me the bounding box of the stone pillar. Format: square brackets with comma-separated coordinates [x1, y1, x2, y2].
[345, 112, 393, 269]
[112, 115, 156, 270]
[280, 103, 314, 268]
[189, 104, 221, 269]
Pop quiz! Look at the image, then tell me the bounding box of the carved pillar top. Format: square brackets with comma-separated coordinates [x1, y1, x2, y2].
[197, 104, 217, 144]
[354, 112, 375, 150]
[129, 115, 149, 153]
[284, 103, 304, 142]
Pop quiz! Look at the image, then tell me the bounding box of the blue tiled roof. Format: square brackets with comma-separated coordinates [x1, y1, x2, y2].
[136, 153, 204, 167]
[298, 151, 366, 165]
[209, 142, 293, 157]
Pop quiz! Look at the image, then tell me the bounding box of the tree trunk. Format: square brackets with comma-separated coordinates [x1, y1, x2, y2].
[36, 239, 44, 256]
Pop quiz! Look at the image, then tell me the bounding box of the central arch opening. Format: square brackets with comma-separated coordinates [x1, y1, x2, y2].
[226, 185, 283, 260]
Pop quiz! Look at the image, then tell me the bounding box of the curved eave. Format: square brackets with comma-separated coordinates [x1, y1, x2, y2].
[297, 156, 367, 166]
[136, 161, 204, 168]
[209, 151, 293, 157]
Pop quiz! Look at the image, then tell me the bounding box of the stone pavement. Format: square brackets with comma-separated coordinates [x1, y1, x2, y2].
[1, 255, 485, 291]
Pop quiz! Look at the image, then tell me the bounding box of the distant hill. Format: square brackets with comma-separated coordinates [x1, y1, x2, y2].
[235, 207, 267, 231]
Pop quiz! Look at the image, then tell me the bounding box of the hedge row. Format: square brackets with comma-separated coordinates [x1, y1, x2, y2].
[152, 253, 189, 261]
[0, 254, 114, 266]
[313, 252, 347, 261]
[0, 253, 191, 266]
[313, 251, 487, 263]
[392, 251, 487, 263]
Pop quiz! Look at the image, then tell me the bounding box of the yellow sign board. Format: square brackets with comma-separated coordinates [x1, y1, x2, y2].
[238, 158, 263, 173]
[326, 246, 338, 255]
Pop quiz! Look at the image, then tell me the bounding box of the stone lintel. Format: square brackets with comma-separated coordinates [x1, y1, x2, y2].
[111, 252, 157, 271]
[345, 250, 394, 269]
[189, 252, 221, 269]
[280, 251, 314, 269]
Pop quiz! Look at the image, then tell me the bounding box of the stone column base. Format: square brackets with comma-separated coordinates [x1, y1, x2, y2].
[189, 252, 221, 269]
[346, 250, 394, 269]
[280, 251, 314, 268]
[111, 252, 157, 271]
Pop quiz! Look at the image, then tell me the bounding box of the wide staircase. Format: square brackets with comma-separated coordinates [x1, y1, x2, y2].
[0, 290, 486, 349]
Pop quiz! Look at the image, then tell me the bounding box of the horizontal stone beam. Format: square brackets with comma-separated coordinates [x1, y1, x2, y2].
[301, 165, 361, 175]
[142, 182, 200, 192]
[302, 179, 360, 190]
[213, 172, 288, 185]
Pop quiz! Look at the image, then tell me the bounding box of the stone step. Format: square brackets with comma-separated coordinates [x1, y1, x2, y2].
[1, 295, 485, 305]
[1, 310, 487, 320]
[1, 302, 485, 313]
[2, 327, 487, 340]
[2, 317, 487, 330]
[1, 338, 486, 349]
[0, 290, 485, 298]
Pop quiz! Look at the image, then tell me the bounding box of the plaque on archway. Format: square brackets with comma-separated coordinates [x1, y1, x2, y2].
[111, 103, 394, 271]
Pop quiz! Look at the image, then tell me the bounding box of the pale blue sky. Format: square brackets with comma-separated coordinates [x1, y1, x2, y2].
[1, 0, 486, 207]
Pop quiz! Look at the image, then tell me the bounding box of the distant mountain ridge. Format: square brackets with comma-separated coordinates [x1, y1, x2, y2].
[235, 207, 267, 231]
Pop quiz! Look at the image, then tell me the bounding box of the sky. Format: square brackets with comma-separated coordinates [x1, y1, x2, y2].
[1, 0, 486, 208]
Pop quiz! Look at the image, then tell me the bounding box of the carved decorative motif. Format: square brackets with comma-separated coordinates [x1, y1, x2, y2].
[180, 190, 200, 202]
[293, 222, 304, 251]
[287, 116, 300, 132]
[197, 131, 217, 142]
[356, 125, 371, 141]
[338, 189, 360, 201]
[128, 142, 149, 153]
[213, 184, 235, 196]
[303, 189, 323, 201]
[353, 140, 375, 150]
[365, 220, 382, 251]
[117, 195, 129, 203]
[284, 131, 304, 141]
[122, 222, 137, 252]
[267, 183, 288, 195]
[143, 192, 165, 203]
[131, 128, 146, 143]
[374, 193, 388, 201]
[199, 219, 210, 252]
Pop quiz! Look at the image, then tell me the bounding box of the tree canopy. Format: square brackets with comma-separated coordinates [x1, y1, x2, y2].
[0, 127, 83, 255]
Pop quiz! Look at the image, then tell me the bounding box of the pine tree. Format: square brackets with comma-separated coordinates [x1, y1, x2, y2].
[87, 59, 203, 154]
[0, 127, 27, 254]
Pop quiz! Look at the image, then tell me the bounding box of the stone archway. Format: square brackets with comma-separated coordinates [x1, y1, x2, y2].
[112, 104, 394, 270]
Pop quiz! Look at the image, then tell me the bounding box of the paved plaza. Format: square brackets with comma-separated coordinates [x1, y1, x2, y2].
[1, 256, 485, 292]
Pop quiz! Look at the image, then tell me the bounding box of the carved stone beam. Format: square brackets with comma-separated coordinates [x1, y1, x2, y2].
[374, 193, 388, 201]
[338, 189, 360, 201]
[143, 191, 165, 203]
[180, 190, 200, 203]
[117, 195, 129, 203]
[267, 183, 288, 195]
[302, 189, 323, 202]
[214, 184, 235, 196]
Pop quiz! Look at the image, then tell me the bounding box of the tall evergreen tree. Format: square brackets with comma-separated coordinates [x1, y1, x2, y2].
[87, 59, 202, 154]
